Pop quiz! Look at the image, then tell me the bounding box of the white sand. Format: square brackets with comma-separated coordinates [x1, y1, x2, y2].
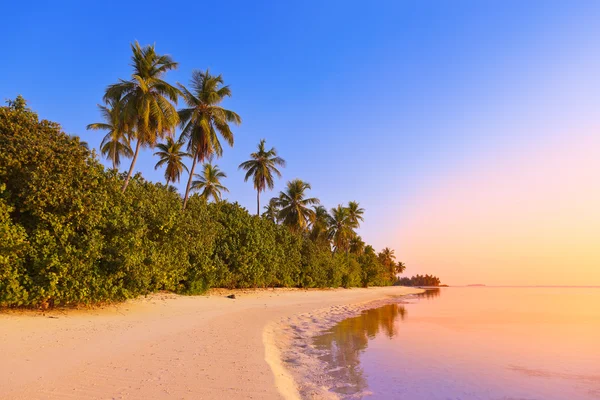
[0, 286, 421, 400]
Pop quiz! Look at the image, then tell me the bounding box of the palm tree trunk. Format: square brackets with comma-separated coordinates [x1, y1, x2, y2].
[182, 148, 199, 210]
[165, 178, 170, 188]
[112, 149, 117, 170]
[257, 190, 260, 216]
[121, 140, 141, 193]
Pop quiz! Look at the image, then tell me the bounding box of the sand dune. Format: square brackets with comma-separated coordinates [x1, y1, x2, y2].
[0, 287, 420, 400]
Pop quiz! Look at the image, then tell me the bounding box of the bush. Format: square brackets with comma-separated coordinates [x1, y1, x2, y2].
[0, 185, 30, 306]
[0, 100, 395, 307]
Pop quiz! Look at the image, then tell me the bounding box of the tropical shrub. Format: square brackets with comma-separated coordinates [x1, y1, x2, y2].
[0, 185, 30, 306]
[0, 99, 397, 307]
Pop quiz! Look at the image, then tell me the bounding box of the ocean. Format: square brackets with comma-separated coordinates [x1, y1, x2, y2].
[313, 287, 600, 399]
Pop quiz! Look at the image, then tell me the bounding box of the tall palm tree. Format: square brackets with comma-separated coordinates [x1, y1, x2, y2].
[350, 236, 366, 256]
[239, 139, 286, 215]
[263, 197, 280, 223]
[328, 205, 354, 253]
[86, 94, 133, 169]
[277, 179, 319, 233]
[191, 163, 229, 202]
[364, 245, 376, 256]
[347, 201, 365, 229]
[395, 261, 407, 275]
[309, 205, 330, 243]
[178, 69, 241, 210]
[379, 247, 397, 279]
[379, 247, 396, 265]
[154, 137, 189, 186]
[104, 41, 180, 192]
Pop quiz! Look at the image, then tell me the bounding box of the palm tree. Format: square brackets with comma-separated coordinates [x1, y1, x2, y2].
[364, 245, 376, 256]
[379, 247, 397, 280]
[104, 41, 180, 192]
[350, 236, 366, 256]
[277, 179, 319, 233]
[191, 163, 229, 202]
[154, 137, 189, 186]
[379, 247, 396, 265]
[86, 94, 133, 169]
[328, 205, 354, 253]
[178, 69, 241, 210]
[347, 201, 365, 229]
[239, 139, 286, 215]
[263, 197, 280, 223]
[395, 261, 407, 275]
[309, 205, 330, 243]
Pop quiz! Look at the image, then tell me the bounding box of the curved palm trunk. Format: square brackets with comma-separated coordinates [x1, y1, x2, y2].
[121, 140, 141, 193]
[182, 148, 200, 210]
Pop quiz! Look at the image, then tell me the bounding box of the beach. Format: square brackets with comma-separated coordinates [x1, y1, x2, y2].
[0, 286, 421, 400]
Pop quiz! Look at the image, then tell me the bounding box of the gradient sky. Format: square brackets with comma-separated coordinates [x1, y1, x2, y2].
[2, 1, 599, 285]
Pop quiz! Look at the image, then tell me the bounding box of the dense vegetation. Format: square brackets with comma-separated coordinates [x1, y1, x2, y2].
[396, 274, 442, 287]
[0, 97, 401, 308]
[0, 42, 440, 308]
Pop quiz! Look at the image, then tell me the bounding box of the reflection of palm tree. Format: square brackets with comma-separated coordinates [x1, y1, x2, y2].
[312, 303, 407, 396]
[415, 288, 441, 299]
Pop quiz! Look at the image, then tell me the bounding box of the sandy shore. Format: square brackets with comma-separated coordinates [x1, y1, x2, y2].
[0, 286, 421, 400]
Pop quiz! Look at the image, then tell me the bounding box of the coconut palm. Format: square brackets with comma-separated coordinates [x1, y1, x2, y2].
[328, 205, 354, 253]
[379, 247, 396, 265]
[309, 205, 330, 243]
[191, 163, 229, 202]
[86, 95, 133, 169]
[349, 236, 366, 256]
[395, 261, 407, 275]
[347, 201, 365, 229]
[379, 247, 397, 280]
[277, 179, 319, 233]
[104, 41, 180, 192]
[154, 137, 189, 186]
[263, 197, 280, 223]
[239, 139, 286, 215]
[178, 69, 241, 210]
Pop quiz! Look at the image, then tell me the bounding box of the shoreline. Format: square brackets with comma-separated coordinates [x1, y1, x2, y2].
[0, 287, 421, 399]
[265, 290, 423, 399]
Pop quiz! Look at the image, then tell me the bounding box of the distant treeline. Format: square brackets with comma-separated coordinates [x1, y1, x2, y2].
[396, 274, 442, 287]
[0, 99, 406, 308]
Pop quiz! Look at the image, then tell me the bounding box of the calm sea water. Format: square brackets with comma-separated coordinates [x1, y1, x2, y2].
[313, 287, 600, 399]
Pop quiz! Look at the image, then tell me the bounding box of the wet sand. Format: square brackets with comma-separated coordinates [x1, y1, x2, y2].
[0, 286, 421, 400]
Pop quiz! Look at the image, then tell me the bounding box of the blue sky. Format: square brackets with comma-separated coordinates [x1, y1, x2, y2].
[3, 1, 600, 282]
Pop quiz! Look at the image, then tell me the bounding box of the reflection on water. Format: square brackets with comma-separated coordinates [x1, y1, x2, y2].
[413, 288, 441, 299]
[313, 303, 407, 396]
[312, 287, 600, 399]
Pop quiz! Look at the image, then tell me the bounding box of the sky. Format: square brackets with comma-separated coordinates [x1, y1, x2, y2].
[2, 1, 599, 285]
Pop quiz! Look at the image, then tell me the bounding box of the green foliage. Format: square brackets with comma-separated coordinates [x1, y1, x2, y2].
[239, 139, 286, 215]
[0, 185, 30, 306]
[396, 274, 442, 287]
[0, 99, 399, 308]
